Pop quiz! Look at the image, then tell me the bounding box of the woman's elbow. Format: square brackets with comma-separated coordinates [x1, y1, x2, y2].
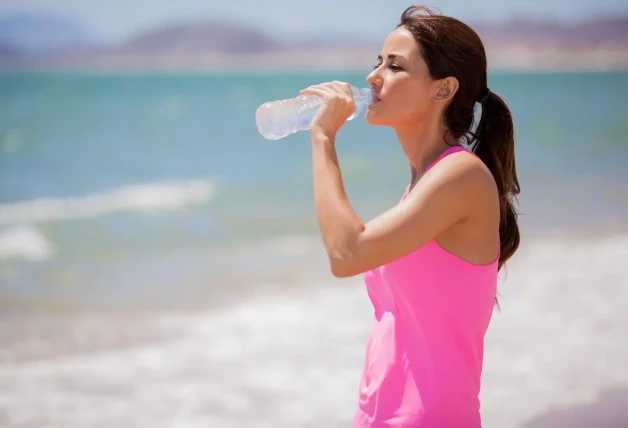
[325, 235, 366, 278]
[330, 263, 353, 278]
[328, 256, 362, 278]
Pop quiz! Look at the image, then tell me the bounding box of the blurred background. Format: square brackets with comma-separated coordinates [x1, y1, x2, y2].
[0, 0, 627, 427]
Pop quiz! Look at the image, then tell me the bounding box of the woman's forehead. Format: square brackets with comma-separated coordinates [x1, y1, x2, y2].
[380, 27, 421, 59]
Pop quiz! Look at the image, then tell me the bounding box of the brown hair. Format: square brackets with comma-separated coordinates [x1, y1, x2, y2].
[399, 5, 521, 271]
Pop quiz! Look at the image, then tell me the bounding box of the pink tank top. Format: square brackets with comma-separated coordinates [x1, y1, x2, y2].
[354, 146, 498, 428]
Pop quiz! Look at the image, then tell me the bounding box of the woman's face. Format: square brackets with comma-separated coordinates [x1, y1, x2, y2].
[365, 26, 442, 129]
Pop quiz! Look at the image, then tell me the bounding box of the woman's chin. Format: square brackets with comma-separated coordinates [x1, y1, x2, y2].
[365, 110, 386, 126]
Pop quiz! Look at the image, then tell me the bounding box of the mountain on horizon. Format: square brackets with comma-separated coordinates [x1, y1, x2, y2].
[0, 11, 627, 59]
[473, 16, 628, 46]
[0, 12, 101, 55]
[114, 20, 281, 54]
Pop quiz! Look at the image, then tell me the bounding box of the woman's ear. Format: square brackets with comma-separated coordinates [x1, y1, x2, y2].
[434, 76, 459, 103]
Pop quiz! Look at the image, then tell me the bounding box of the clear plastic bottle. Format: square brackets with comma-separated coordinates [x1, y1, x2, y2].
[255, 85, 373, 140]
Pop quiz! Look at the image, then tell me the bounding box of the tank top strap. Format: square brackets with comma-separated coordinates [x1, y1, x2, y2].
[400, 145, 471, 202]
[424, 145, 470, 174]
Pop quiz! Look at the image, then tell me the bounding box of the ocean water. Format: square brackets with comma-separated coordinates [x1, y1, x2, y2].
[0, 71, 627, 427]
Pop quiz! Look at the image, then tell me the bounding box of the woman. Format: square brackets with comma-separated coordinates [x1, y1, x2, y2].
[298, 4, 521, 428]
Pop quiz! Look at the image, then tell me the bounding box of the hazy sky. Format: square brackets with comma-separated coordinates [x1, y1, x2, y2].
[2, 0, 627, 42]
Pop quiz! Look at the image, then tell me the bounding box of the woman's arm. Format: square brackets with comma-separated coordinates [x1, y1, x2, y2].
[311, 129, 487, 277]
[300, 81, 491, 278]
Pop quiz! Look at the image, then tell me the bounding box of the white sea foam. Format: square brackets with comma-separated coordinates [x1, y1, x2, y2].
[0, 179, 216, 225]
[0, 226, 55, 262]
[0, 234, 627, 427]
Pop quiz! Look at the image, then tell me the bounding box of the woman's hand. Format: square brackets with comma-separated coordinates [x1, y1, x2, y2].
[299, 81, 356, 138]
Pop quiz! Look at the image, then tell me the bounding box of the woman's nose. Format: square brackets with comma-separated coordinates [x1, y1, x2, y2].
[366, 67, 382, 89]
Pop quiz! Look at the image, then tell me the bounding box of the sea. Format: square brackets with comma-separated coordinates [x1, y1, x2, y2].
[0, 71, 627, 427]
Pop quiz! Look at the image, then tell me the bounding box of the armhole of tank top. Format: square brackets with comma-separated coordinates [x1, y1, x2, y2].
[424, 145, 499, 267]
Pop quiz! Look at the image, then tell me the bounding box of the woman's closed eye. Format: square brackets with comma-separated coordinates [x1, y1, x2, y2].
[373, 63, 404, 71]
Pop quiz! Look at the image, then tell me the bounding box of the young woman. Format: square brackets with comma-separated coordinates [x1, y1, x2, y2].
[299, 5, 521, 427]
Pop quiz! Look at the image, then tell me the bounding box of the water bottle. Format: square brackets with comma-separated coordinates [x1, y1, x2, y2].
[255, 85, 373, 140]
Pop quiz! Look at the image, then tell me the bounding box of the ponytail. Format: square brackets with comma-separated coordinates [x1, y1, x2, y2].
[472, 90, 521, 271]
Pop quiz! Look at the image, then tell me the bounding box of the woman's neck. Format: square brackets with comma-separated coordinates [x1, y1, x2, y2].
[395, 120, 459, 189]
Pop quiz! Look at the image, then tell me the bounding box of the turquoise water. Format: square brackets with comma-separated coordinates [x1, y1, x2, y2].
[0, 71, 627, 308]
[0, 71, 627, 427]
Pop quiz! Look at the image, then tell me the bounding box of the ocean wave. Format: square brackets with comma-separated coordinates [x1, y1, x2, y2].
[0, 226, 55, 262]
[0, 179, 216, 225]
